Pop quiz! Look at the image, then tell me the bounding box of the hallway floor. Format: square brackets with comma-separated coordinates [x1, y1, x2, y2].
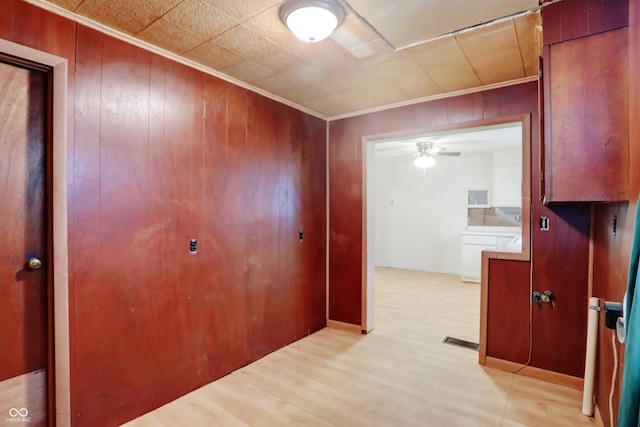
[123, 268, 594, 426]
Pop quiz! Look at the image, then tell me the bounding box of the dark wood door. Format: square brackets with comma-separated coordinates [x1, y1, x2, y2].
[0, 59, 48, 426]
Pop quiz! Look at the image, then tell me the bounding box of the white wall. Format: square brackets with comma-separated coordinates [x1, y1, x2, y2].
[492, 149, 522, 207]
[374, 154, 492, 275]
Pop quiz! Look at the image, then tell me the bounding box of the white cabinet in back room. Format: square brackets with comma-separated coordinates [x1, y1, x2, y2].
[461, 231, 520, 283]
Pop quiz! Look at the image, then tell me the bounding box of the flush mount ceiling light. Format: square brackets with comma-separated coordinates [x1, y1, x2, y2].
[279, 0, 345, 43]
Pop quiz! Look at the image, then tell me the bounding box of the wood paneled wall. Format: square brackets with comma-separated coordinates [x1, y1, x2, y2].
[589, 0, 640, 425]
[329, 81, 594, 377]
[541, 0, 634, 423]
[593, 203, 629, 426]
[530, 203, 590, 377]
[1, 1, 327, 425]
[631, 0, 640, 199]
[329, 83, 539, 325]
[542, 0, 629, 44]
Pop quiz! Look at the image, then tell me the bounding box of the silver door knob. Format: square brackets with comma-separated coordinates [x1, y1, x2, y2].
[27, 258, 42, 270]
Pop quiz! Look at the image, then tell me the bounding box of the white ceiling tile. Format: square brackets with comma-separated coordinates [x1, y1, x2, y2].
[346, 0, 538, 49]
[202, 0, 280, 22]
[41, 0, 541, 117]
[159, 0, 239, 39]
[222, 60, 274, 83]
[456, 19, 525, 85]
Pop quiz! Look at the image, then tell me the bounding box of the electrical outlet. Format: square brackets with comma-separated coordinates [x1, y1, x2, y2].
[533, 290, 554, 304]
[540, 216, 549, 231]
[532, 291, 542, 303]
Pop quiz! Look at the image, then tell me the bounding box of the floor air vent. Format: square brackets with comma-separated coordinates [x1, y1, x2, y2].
[443, 336, 479, 351]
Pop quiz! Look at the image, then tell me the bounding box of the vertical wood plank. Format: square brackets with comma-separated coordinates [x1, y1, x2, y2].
[328, 118, 364, 325]
[543, 0, 628, 46]
[498, 84, 538, 120]
[246, 94, 290, 360]
[202, 75, 251, 376]
[560, 0, 589, 42]
[481, 89, 501, 119]
[542, 1, 562, 45]
[592, 203, 629, 427]
[0, 0, 14, 40]
[39, 11, 76, 71]
[71, 25, 104, 423]
[446, 94, 475, 124]
[629, 0, 640, 195]
[435, 98, 449, 125]
[13, 0, 41, 49]
[470, 92, 484, 121]
[302, 113, 327, 334]
[588, 0, 629, 34]
[94, 35, 152, 426]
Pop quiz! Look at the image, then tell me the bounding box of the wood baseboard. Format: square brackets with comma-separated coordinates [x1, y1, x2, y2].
[326, 319, 363, 334]
[485, 356, 584, 390]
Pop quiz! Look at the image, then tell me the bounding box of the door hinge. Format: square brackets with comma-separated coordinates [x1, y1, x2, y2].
[540, 172, 544, 181]
[539, 68, 543, 79]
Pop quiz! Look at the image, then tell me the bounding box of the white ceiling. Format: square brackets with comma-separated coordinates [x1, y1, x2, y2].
[374, 122, 523, 161]
[346, 0, 539, 50]
[36, 0, 543, 118]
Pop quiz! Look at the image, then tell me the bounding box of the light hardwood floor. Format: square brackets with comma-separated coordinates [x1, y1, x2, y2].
[123, 268, 594, 426]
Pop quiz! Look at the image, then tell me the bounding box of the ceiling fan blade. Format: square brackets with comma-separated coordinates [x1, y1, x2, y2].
[375, 146, 417, 153]
[436, 151, 461, 156]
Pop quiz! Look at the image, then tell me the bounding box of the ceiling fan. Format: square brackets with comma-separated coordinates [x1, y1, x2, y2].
[413, 140, 461, 169]
[416, 141, 462, 157]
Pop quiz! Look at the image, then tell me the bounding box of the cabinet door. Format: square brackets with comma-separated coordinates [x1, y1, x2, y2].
[461, 239, 497, 282]
[543, 27, 629, 202]
[461, 244, 485, 282]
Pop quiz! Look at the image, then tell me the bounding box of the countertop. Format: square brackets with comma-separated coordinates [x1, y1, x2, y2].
[462, 227, 521, 237]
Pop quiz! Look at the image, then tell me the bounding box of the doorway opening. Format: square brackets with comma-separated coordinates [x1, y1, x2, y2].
[362, 116, 531, 333]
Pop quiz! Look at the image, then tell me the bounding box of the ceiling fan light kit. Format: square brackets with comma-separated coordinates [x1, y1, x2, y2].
[279, 0, 346, 42]
[411, 140, 462, 171]
[413, 155, 436, 169]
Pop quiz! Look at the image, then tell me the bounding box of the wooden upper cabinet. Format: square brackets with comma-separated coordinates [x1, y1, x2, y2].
[542, 27, 629, 203]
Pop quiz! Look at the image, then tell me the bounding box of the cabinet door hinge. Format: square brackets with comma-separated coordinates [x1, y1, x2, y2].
[540, 172, 545, 181]
[539, 68, 543, 79]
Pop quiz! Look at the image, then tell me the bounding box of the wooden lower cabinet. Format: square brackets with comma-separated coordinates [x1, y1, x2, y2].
[486, 259, 531, 363]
